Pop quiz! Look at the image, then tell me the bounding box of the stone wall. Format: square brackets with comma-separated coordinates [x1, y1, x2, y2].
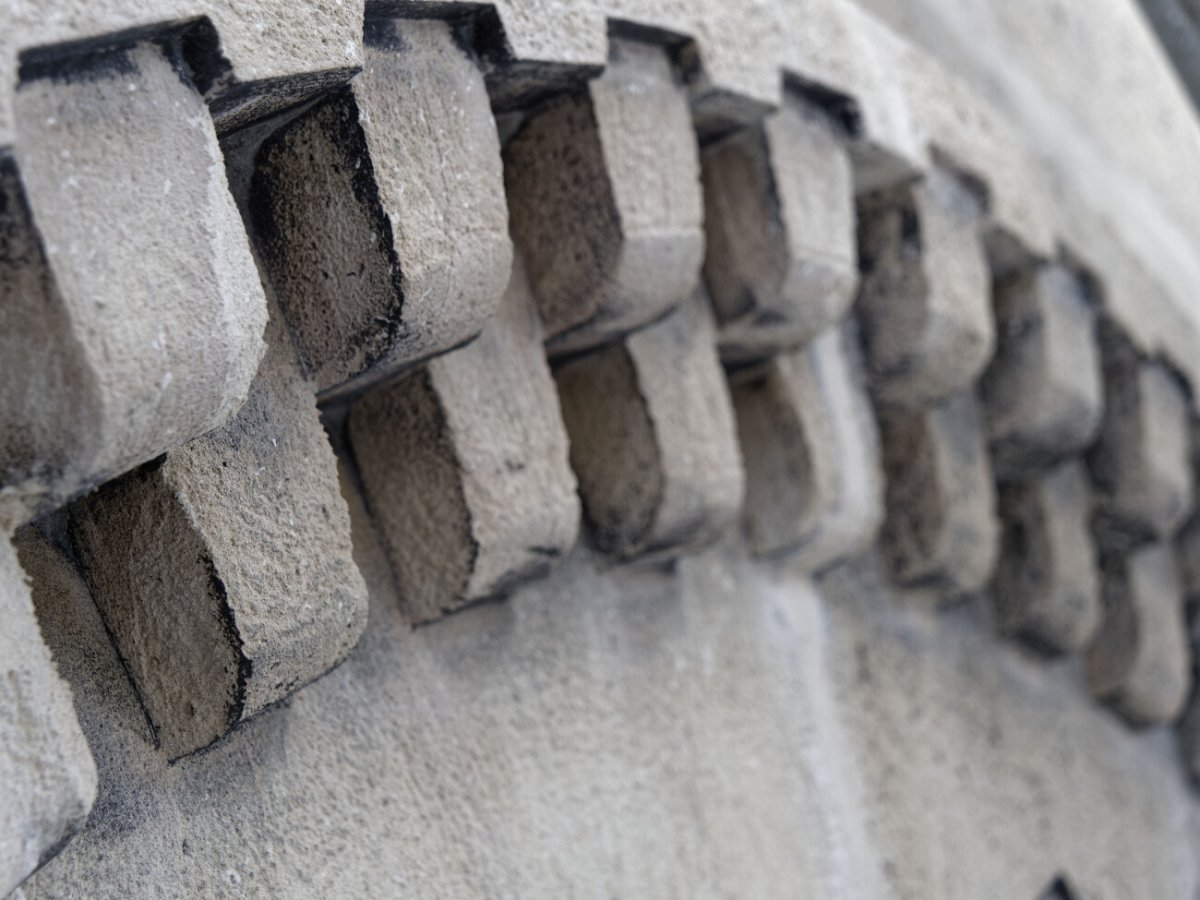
[2, 1, 1199, 897]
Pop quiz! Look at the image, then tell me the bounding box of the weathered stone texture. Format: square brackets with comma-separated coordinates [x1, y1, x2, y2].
[504, 37, 704, 355]
[252, 17, 510, 401]
[856, 168, 994, 408]
[1088, 324, 1194, 548]
[1089, 543, 1192, 726]
[982, 264, 1104, 480]
[878, 390, 999, 598]
[702, 98, 858, 362]
[993, 461, 1101, 654]
[731, 323, 884, 571]
[555, 297, 743, 561]
[1, 532, 96, 898]
[349, 260, 579, 624]
[69, 302, 368, 760]
[1, 42, 266, 520]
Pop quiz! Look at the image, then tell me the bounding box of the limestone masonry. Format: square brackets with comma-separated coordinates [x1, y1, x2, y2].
[2, 0, 1200, 897]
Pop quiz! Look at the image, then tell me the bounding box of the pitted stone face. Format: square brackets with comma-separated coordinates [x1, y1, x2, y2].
[1088, 322, 1194, 548]
[878, 389, 999, 599]
[555, 296, 743, 561]
[1, 532, 97, 899]
[69, 301, 368, 760]
[982, 264, 1104, 480]
[730, 323, 883, 572]
[993, 461, 1102, 655]
[348, 259, 579, 625]
[856, 168, 995, 409]
[251, 17, 511, 403]
[504, 36, 704, 356]
[1, 41, 266, 522]
[703, 98, 858, 363]
[1088, 543, 1191, 727]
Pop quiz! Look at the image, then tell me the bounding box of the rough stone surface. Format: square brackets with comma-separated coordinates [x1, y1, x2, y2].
[1, 0, 363, 147]
[702, 97, 859, 362]
[993, 461, 1102, 655]
[1185, 579, 1200, 784]
[555, 297, 743, 561]
[1, 531, 96, 899]
[11, 479, 1200, 899]
[252, 17, 510, 401]
[1089, 542, 1192, 727]
[731, 323, 884, 571]
[982, 264, 1104, 481]
[348, 259, 580, 625]
[504, 36, 704, 356]
[856, 167, 994, 408]
[68, 301, 368, 760]
[878, 389, 999, 599]
[1088, 324, 1194, 548]
[1, 42, 266, 521]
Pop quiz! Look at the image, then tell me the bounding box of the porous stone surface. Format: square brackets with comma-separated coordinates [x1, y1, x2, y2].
[12, 482, 1200, 899]
[348, 259, 580, 625]
[982, 264, 1104, 480]
[555, 297, 744, 561]
[1, 42, 265, 521]
[878, 389, 999, 599]
[856, 167, 995, 408]
[1088, 323, 1194, 548]
[1, 0, 364, 147]
[1, 531, 96, 898]
[702, 97, 859, 363]
[1088, 543, 1192, 727]
[1184, 577, 1200, 784]
[731, 323, 884, 571]
[504, 36, 704, 356]
[68, 301, 368, 760]
[1184, 688, 1200, 786]
[251, 17, 510, 402]
[993, 461, 1102, 655]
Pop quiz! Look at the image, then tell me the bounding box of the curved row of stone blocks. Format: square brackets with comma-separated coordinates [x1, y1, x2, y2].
[3, 2, 1200, 894]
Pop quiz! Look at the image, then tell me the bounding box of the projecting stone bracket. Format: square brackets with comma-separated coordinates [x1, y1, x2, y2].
[730, 322, 884, 573]
[982, 263, 1104, 481]
[0, 532, 97, 899]
[348, 257, 579, 625]
[878, 390, 1000, 600]
[504, 35, 705, 357]
[1087, 321, 1194, 549]
[856, 167, 995, 409]
[993, 461, 1102, 655]
[1088, 543, 1191, 727]
[69, 301, 368, 760]
[702, 96, 859, 363]
[555, 296, 744, 562]
[1, 40, 267, 524]
[251, 16, 511, 403]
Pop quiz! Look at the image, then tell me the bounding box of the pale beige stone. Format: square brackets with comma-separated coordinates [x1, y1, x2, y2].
[251, 17, 511, 401]
[703, 98, 858, 362]
[994, 461, 1102, 654]
[555, 297, 743, 560]
[856, 167, 994, 408]
[731, 323, 883, 571]
[348, 260, 579, 624]
[1089, 543, 1191, 726]
[879, 390, 999, 598]
[70, 302, 367, 760]
[504, 36, 704, 355]
[1, 42, 266, 521]
[982, 264, 1104, 480]
[1088, 323, 1194, 547]
[1, 532, 96, 898]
